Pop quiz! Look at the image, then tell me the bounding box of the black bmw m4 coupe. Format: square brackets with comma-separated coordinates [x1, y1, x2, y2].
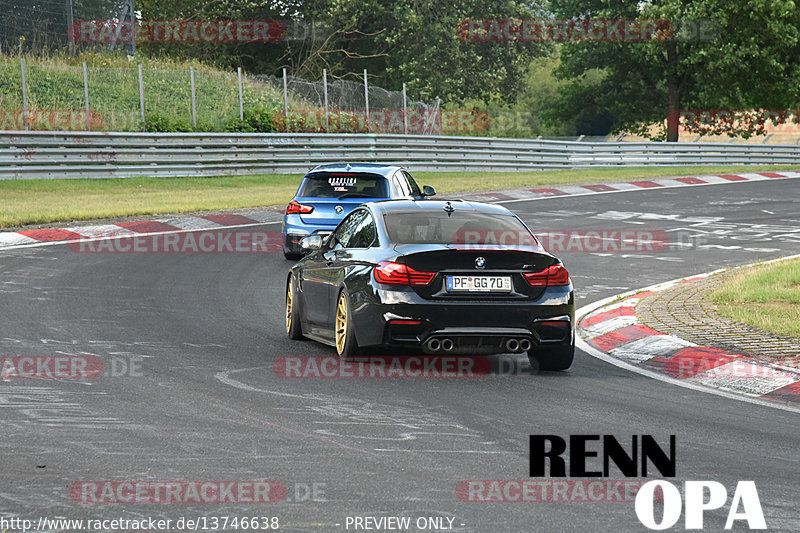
[285, 199, 575, 370]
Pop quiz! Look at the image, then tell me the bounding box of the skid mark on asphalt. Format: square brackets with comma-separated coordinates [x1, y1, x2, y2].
[0, 385, 124, 428]
[309, 401, 506, 454]
[216, 368, 517, 455]
[215, 367, 310, 399]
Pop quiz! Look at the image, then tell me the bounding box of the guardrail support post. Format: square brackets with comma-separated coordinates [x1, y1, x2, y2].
[283, 68, 288, 118]
[20, 56, 29, 130]
[83, 61, 91, 131]
[138, 64, 145, 129]
[190, 66, 197, 128]
[323, 68, 329, 131]
[237, 67, 244, 122]
[402, 83, 408, 134]
[363, 68, 369, 132]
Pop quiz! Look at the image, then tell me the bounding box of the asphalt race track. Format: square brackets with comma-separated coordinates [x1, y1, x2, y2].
[1, 179, 799, 532]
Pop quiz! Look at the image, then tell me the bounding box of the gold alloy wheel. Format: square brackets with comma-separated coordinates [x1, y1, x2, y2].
[335, 292, 348, 355]
[285, 281, 293, 334]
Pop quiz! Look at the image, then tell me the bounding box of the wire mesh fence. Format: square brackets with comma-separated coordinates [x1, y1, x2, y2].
[86, 66, 139, 131]
[0, 57, 439, 133]
[247, 72, 437, 133]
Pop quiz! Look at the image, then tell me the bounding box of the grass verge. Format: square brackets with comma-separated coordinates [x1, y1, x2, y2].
[711, 258, 800, 339]
[0, 53, 298, 131]
[0, 164, 797, 228]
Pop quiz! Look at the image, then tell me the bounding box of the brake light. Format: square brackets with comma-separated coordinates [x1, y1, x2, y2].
[540, 320, 570, 327]
[286, 200, 314, 215]
[374, 261, 435, 286]
[523, 264, 570, 287]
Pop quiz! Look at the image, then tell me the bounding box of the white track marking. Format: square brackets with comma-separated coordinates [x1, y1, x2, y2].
[689, 361, 800, 396]
[610, 335, 696, 363]
[0, 220, 282, 252]
[495, 173, 800, 204]
[66, 224, 137, 239]
[0, 233, 37, 246]
[580, 315, 637, 337]
[159, 217, 224, 230]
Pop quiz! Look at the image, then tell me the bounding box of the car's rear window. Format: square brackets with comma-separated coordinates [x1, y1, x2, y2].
[383, 210, 539, 247]
[297, 172, 389, 198]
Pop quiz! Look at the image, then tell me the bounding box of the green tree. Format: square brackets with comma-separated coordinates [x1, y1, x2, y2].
[136, 0, 293, 72]
[134, 0, 549, 104]
[550, 0, 800, 141]
[300, 0, 550, 102]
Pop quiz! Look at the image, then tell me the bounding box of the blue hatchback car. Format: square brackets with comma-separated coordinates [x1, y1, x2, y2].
[281, 163, 436, 259]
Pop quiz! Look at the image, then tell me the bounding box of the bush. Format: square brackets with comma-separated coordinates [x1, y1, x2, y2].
[144, 113, 192, 132]
[225, 107, 276, 133]
[194, 120, 219, 132]
[272, 110, 369, 133]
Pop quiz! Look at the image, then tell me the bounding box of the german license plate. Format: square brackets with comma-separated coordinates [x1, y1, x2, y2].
[446, 275, 512, 292]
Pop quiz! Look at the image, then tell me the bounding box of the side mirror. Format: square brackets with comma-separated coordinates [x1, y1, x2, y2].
[299, 235, 323, 253]
[422, 185, 436, 197]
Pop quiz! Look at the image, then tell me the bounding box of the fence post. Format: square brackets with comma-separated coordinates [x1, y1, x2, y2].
[237, 67, 244, 122]
[20, 56, 29, 130]
[66, 0, 76, 55]
[363, 68, 369, 133]
[402, 82, 408, 134]
[190, 66, 197, 128]
[434, 97, 440, 136]
[283, 68, 288, 118]
[138, 64, 145, 129]
[82, 62, 91, 131]
[323, 68, 329, 131]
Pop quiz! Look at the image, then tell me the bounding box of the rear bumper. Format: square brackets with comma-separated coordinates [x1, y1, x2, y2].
[420, 327, 537, 355]
[282, 217, 336, 254]
[351, 285, 574, 354]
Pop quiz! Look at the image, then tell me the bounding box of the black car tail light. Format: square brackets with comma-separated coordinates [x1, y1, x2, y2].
[374, 261, 435, 286]
[540, 320, 570, 327]
[286, 200, 314, 215]
[523, 264, 570, 287]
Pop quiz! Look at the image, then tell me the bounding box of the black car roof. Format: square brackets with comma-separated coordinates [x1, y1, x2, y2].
[365, 199, 514, 216]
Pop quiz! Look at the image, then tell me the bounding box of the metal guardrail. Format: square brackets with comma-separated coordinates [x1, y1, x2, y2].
[1, 131, 799, 179]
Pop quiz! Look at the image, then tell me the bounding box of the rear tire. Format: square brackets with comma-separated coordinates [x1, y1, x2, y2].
[284, 250, 302, 260]
[286, 275, 303, 340]
[335, 289, 360, 357]
[529, 341, 574, 372]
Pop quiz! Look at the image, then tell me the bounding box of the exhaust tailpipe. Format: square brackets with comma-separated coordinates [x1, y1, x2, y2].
[505, 338, 520, 353]
[519, 338, 532, 352]
[441, 338, 454, 352]
[427, 338, 441, 352]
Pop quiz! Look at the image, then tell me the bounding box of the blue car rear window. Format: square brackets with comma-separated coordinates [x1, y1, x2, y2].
[297, 172, 389, 198]
[383, 211, 538, 247]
